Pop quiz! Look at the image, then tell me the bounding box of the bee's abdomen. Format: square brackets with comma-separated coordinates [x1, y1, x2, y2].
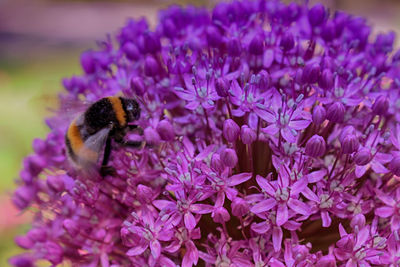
[66, 120, 98, 164]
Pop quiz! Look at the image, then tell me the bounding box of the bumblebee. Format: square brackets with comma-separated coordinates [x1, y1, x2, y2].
[65, 96, 142, 176]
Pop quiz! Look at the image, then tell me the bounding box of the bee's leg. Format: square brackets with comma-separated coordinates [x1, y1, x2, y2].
[115, 138, 143, 148]
[122, 140, 143, 147]
[128, 124, 143, 135]
[100, 136, 116, 177]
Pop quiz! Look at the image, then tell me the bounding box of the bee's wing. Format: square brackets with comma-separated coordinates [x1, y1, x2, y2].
[48, 96, 93, 130]
[71, 126, 112, 179]
[83, 126, 112, 156]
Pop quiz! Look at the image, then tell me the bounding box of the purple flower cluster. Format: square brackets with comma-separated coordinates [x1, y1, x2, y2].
[11, 0, 400, 266]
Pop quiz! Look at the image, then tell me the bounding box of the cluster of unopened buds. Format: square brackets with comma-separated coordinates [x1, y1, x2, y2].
[11, 0, 400, 266]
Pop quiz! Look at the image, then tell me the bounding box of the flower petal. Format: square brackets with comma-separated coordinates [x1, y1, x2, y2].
[375, 206, 394, 218]
[182, 241, 198, 267]
[339, 223, 347, 238]
[150, 240, 161, 259]
[321, 211, 332, 227]
[272, 227, 283, 252]
[254, 105, 275, 123]
[153, 200, 175, 210]
[126, 244, 148, 256]
[288, 119, 311, 130]
[184, 212, 196, 230]
[376, 190, 396, 206]
[251, 221, 270, 234]
[276, 203, 288, 226]
[301, 187, 319, 202]
[306, 169, 327, 183]
[371, 161, 389, 174]
[256, 175, 275, 195]
[190, 204, 214, 214]
[355, 227, 369, 249]
[263, 125, 279, 135]
[228, 172, 252, 186]
[281, 127, 296, 143]
[251, 199, 277, 214]
[291, 177, 308, 195]
[391, 214, 400, 230]
[287, 198, 311, 216]
[355, 165, 367, 178]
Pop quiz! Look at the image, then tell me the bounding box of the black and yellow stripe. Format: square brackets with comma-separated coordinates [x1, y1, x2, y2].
[65, 119, 98, 164]
[107, 96, 127, 127]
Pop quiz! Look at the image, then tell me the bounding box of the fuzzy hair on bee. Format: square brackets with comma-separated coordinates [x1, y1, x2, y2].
[65, 96, 142, 177]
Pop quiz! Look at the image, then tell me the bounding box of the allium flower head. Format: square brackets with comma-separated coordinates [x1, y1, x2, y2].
[12, 0, 400, 266]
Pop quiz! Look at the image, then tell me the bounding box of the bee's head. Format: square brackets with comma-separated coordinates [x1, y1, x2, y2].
[122, 98, 141, 122]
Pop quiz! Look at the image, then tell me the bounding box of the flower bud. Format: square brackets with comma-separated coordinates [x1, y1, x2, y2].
[130, 77, 145, 96]
[63, 219, 80, 237]
[305, 135, 326, 157]
[341, 134, 359, 154]
[12, 186, 34, 210]
[321, 21, 335, 42]
[302, 63, 320, 84]
[212, 2, 229, 25]
[137, 184, 153, 202]
[144, 127, 161, 145]
[241, 125, 256, 144]
[353, 148, 372, 166]
[32, 138, 46, 154]
[317, 255, 336, 267]
[144, 55, 159, 77]
[47, 175, 65, 192]
[122, 42, 140, 61]
[162, 19, 176, 38]
[319, 69, 334, 90]
[63, 76, 86, 94]
[143, 32, 161, 54]
[308, 4, 326, 26]
[339, 126, 356, 143]
[206, 26, 223, 47]
[326, 102, 345, 123]
[223, 119, 240, 142]
[156, 120, 175, 141]
[258, 70, 270, 90]
[93, 229, 106, 240]
[80, 51, 95, 74]
[212, 206, 230, 223]
[220, 148, 238, 168]
[372, 95, 389, 115]
[96, 52, 111, 70]
[312, 105, 326, 125]
[24, 155, 46, 178]
[211, 153, 224, 173]
[249, 34, 264, 55]
[44, 241, 63, 265]
[232, 197, 249, 217]
[389, 156, 400, 176]
[215, 77, 230, 97]
[15, 235, 34, 249]
[280, 32, 294, 51]
[285, 3, 301, 23]
[350, 214, 366, 230]
[9, 255, 34, 267]
[227, 38, 241, 56]
[27, 228, 47, 242]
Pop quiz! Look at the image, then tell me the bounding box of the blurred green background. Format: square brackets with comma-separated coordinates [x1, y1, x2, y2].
[0, 0, 399, 265]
